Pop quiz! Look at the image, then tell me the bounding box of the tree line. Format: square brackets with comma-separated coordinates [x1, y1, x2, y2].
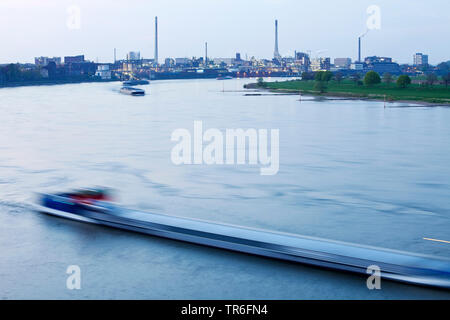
[307, 70, 450, 93]
[0, 64, 43, 83]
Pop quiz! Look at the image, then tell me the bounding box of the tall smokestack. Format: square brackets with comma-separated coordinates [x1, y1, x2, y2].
[358, 30, 368, 63]
[205, 42, 208, 66]
[274, 19, 280, 59]
[358, 37, 361, 62]
[154, 16, 159, 65]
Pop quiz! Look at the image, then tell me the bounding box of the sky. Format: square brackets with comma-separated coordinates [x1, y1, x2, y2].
[0, 0, 448, 65]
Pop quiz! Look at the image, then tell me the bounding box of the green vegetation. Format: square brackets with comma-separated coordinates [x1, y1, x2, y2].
[0, 63, 42, 82]
[314, 71, 333, 82]
[426, 73, 438, 86]
[313, 81, 327, 94]
[396, 75, 411, 88]
[259, 75, 450, 104]
[383, 73, 393, 85]
[257, 77, 266, 88]
[334, 72, 343, 83]
[312, 71, 333, 93]
[350, 73, 362, 85]
[443, 73, 450, 88]
[364, 71, 381, 86]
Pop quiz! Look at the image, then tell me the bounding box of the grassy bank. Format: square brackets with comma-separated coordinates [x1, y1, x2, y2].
[251, 80, 450, 104]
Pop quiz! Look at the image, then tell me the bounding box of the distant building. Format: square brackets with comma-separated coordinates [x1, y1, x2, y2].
[334, 58, 351, 69]
[35, 56, 61, 66]
[214, 58, 233, 66]
[192, 57, 204, 67]
[121, 62, 134, 72]
[95, 64, 111, 80]
[64, 61, 96, 76]
[364, 56, 401, 75]
[295, 52, 311, 71]
[350, 62, 364, 71]
[295, 52, 308, 60]
[413, 53, 428, 66]
[323, 58, 331, 71]
[367, 62, 401, 75]
[311, 57, 330, 71]
[365, 56, 392, 64]
[64, 55, 85, 64]
[141, 59, 155, 67]
[232, 53, 246, 67]
[127, 51, 141, 61]
[175, 58, 190, 66]
[165, 58, 175, 68]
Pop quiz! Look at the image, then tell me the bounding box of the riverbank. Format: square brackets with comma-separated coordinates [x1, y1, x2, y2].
[245, 80, 450, 106]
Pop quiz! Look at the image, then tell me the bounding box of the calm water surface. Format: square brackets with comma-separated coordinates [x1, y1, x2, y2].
[1, 79, 449, 299]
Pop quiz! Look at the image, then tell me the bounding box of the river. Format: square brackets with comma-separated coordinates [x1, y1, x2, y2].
[1, 78, 449, 299]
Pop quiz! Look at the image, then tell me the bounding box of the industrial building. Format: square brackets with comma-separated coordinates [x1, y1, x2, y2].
[334, 58, 352, 69]
[413, 53, 429, 66]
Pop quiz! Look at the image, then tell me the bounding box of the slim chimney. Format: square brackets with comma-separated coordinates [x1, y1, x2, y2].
[205, 42, 208, 66]
[154, 16, 159, 65]
[358, 37, 361, 62]
[274, 19, 281, 59]
[357, 31, 369, 63]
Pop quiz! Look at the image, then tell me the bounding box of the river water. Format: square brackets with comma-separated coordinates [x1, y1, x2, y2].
[1, 79, 449, 299]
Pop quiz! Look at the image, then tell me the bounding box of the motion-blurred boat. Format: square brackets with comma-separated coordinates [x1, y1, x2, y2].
[120, 86, 145, 96]
[35, 189, 450, 289]
[217, 76, 233, 80]
[123, 79, 150, 86]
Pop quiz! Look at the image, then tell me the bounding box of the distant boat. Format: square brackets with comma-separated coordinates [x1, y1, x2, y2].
[123, 79, 150, 86]
[216, 76, 233, 80]
[120, 86, 145, 96]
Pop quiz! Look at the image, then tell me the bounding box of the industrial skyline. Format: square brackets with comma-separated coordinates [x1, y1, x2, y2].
[1, 14, 443, 73]
[8, 16, 444, 71]
[0, 0, 448, 64]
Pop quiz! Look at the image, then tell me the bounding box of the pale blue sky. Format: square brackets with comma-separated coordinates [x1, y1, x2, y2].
[0, 0, 448, 64]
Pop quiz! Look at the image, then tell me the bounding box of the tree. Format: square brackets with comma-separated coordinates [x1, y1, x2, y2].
[315, 71, 333, 82]
[442, 73, 450, 88]
[257, 77, 265, 87]
[397, 75, 411, 88]
[301, 72, 314, 81]
[426, 73, 438, 86]
[2, 64, 21, 82]
[334, 72, 343, 84]
[313, 72, 328, 93]
[314, 80, 327, 93]
[351, 73, 361, 84]
[322, 71, 333, 82]
[364, 71, 381, 86]
[383, 73, 393, 85]
[437, 62, 450, 73]
[314, 71, 324, 81]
